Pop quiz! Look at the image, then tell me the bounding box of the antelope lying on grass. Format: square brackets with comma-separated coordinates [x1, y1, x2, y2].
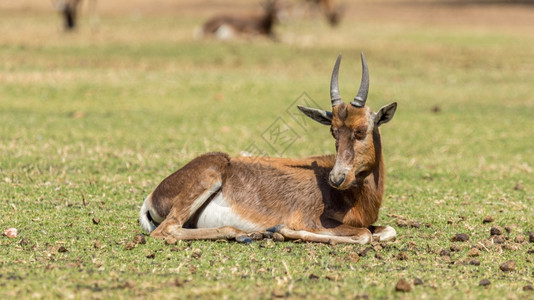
[198, 0, 280, 39]
[139, 53, 398, 244]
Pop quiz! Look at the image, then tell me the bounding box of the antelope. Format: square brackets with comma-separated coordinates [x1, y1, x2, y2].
[53, 0, 98, 31]
[139, 53, 398, 244]
[197, 0, 280, 40]
[53, 0, 82, 30]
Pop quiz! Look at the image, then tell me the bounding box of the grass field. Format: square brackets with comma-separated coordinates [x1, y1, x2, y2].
[1, 0, 533, 298]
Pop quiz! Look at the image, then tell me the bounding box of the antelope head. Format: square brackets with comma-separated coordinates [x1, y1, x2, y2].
[298, 53, 397, 189]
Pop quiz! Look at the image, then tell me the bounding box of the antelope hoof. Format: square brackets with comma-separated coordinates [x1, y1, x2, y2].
[266, 224, 285, 233]
[236, 235, 253, 244]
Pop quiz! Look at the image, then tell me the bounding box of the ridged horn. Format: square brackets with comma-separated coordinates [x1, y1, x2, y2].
[330, 54, 342, 107]
[351, 52, 369, 108]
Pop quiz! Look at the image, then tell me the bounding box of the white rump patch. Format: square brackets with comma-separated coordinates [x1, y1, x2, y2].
[139, 193, 163, 233]
[196, 193, 263, 232]
[215, 24, 234, 40]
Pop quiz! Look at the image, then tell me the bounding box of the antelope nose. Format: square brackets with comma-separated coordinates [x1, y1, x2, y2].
[329, 173, 346, 187]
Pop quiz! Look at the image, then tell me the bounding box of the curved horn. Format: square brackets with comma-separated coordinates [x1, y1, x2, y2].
[351, 52, 369, 108]
[330, 54, 342, 107]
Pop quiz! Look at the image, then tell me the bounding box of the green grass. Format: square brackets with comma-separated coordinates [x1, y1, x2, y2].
[1, 2, 534, 299]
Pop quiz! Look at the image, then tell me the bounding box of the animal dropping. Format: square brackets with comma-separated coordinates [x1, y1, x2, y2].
[139, 53, 398, 244]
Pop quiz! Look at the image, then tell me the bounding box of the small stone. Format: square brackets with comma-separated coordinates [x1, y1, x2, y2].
[499, 260, 516, 272]
[271, 289, 286, 298]
[515, 235, 526, 243]
[133, 234, 146, 245]
[92, 218, 100, 225]
[492, 235, 506, 244]
[396, 252, 409, 261]
[174, 278, 185, 287]
[413, 278, 423, 286]
[451, 233, 470, 242]
[345, 252, 360, 263]
[191, 249, 202, 259]
[450, 244, 461, 252]
[325, 274, 338, 281]
[397, 219, 408, 227]
[513, 182, 524, 190]
[408, 220, 421, 228]
[19, 238, 31, 246]
[272, 232, 285, 242]
[504, 226, 512, 234]
[165, 237, 178, 245]
[523, 285, 534, 291]
[58, 246, 68, 253]
[123, 280, 135, 289]
[469, 259, 480, 266]
[124, 242, 136, 250]
[358, 247, 372, 257]
[467, 248, 480, 257]
[490, 226, 503, 236]
[94, 240, 102, 249]
[479, 279, 491, 286]
[482, 216, 494, 223]
[146, 252, 155, 259]
[440, 249, 451, 257]
[503, 243, 519, 251]
[529, 232, 534, 243]
[395, 278, 412, 292]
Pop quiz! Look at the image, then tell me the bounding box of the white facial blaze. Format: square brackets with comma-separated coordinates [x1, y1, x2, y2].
[331, 149, 352, 178]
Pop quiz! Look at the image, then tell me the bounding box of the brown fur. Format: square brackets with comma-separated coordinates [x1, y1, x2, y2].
[142, 56, 397, 244]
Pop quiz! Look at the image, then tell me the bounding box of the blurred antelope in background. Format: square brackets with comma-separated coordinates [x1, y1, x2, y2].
[139, 53, 398, 244]
[197, 0, 281, 40]
[52, 0, 98, 31]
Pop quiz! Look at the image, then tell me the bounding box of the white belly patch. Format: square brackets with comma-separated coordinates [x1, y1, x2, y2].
[195, 193, 263, 232]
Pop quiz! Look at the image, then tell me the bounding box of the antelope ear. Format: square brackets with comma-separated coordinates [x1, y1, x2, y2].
[375, 102, 397, 126]
[297, 105, 332, 125]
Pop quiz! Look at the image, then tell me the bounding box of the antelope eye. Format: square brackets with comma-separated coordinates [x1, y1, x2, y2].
[354, 128, 367, 140]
